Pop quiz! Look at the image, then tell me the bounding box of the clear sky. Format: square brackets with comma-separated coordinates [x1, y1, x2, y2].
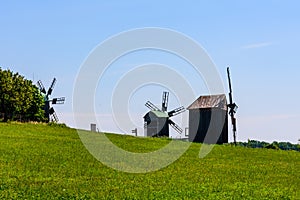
[1, 1, 300, 143]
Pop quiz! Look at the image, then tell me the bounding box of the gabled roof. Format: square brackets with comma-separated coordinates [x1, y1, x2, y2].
[187, 94, 227, 110]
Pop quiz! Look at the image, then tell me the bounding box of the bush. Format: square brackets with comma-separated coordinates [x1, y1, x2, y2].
[47, 122, 68, 128]
[264, 143, 279, 150]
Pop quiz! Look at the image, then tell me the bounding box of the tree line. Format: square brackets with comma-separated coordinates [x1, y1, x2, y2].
[0, 68, 45, 122]
[237, 140, 300, 152]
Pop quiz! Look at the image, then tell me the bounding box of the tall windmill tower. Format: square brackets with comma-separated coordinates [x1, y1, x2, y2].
[143, 91, 185, 137]
[37, 78, 65, 122]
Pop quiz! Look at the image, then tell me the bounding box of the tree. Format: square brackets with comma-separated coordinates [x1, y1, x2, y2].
[0, 67, 45, 122]
[0, 68, 14, 121]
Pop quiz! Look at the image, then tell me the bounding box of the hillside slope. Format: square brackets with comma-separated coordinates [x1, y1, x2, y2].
[0, 123, 299, 199]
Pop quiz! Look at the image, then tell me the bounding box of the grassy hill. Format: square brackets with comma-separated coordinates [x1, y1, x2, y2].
[0, 123, 299, 199]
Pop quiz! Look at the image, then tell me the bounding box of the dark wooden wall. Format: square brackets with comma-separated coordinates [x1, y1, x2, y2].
[188, 108, 228, 144]
[144, 113, 169, 137]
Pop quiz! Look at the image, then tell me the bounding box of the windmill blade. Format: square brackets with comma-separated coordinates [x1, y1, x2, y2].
[37, 80, 46, 94]
[145, 101, 162, 111]
[51, 97, 65, 104]
[47, 78, 57, 96]
[50, 111, 59, 122]
[49, 107, 55, 115]
[231, 117, 237, 132]
[161, 91, 169, 112]
[49, 107, 59, 122]
[229, 115, 237, 145]
[227, 67, 238, 145]
[228, 103, 238, 115]
[168, 119, 183, 134]
[168, 106, 185, 117]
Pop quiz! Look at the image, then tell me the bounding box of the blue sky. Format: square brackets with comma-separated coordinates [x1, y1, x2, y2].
[1, 1, 300, 143]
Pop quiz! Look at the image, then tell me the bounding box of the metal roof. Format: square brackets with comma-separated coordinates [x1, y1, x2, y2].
[144, 110, 169, 118]
[187, 94, 227, 110]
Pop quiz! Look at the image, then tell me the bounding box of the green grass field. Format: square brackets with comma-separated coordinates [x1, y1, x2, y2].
[0, 123, 299, 199]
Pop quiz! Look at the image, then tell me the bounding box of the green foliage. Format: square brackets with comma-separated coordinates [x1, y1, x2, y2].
[47, 122, 68, 128]
[264, 143, 280, 150]
[0, 123, 299, 199]
[238, 140, 300, 151]
[0, 67, 44, 122]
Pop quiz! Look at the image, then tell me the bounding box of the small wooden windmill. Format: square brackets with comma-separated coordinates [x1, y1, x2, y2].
[144, 91, 185, 137]
[37, 78, 65, 122]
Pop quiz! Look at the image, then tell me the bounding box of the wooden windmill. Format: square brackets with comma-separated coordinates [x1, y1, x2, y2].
[144, 91, 185, 137]
[37, 78, 65, 122]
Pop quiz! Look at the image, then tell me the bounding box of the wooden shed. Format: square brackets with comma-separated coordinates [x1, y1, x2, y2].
[187, 94, 228, 144]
